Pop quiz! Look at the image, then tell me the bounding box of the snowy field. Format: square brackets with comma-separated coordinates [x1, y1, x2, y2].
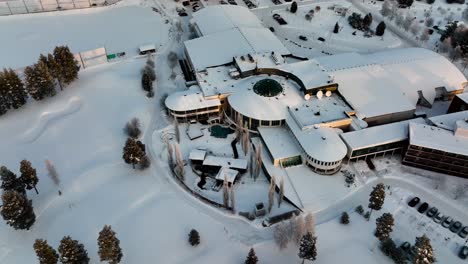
[0, 5, 170, 69]
[254, 0, 407, 58]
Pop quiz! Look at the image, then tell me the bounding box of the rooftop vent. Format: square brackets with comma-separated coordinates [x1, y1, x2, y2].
[322, 136, 326, 140]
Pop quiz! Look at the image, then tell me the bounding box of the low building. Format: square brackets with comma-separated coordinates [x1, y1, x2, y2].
[403, 120, 468, 179]
[340, 118, 426, 161]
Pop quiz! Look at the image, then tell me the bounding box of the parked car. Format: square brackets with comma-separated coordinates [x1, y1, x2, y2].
[450, 221, 463, 233]
[460, 246, 468, 260]
[417, 202, 429, 213]
[408, 197, 420, 207]
[433, 212, 444, 224]
[272, 14, 287, 25]
[299, 35, 308, 41]
[459, 226, 468, 239]
[442, 216, 454, 228]
[182, 0, 190, 5]
[426, 207, 438, 218]
[317, 37, 325, 42]
[269, 27, 275, 32]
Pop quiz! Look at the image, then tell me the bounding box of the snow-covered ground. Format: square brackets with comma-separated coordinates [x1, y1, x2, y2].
[0, 0, 467, 263]
[0, 5, 170, 69]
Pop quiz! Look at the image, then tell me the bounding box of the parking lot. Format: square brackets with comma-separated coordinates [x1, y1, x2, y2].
[389, 187, 468, 262]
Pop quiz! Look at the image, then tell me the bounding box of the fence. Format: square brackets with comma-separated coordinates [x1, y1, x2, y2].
[0, 0, 119, 16]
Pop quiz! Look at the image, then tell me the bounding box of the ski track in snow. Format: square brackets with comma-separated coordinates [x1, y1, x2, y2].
[20, 96, 82, 143]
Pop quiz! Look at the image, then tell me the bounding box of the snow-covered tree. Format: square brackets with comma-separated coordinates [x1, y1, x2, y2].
[98, 225, 123, 264]
[376, 21, 386, 36]
[223, 175, 229, 208]
[58, 236, 89, 264]
[53, 46, 79, 86]
[410, 22, 421, 35]
[2, 68, 27, 109]
[167, 51, 178, 80]
[45, 160, 60, 186]
[174, 143, 185, 181]
[146, 54, 155, 69]
[278, 175, 284, 207]
[420, 29, 430, 43]
[122, 138, 146, 169]
[292, 215, 305, 245]
[298, 232, 317, 263]
[395, 12, 405, 27]
[340, 212, 349, 224]
[403, 15, 413, 31]
[34, 239, 59, 264]
[380, 0, 392, 17]
[46, 53, 64, 90]
[0, 73, 9, 116]
[268, 175, 276, 212]
[124, 118, 141, 139]
[425, 17, 434, 27]
[230, 185, 235, 212]
[368, 183, 386, 219]
[0, 166, 25, 194]
[245, 248, 258, 264]
[242, 125, 250, 156]
[174, 118, 180, 143]
[141, 72, 153, 93]
[188, 229, 200, 246]
[274, 222, 289, 250]
[305, 213, 315, 235]
[411, 235, 435, 264]
[254, 144, 263, 181]
[375, 213, 394, 241]
[166, 138, 174, 169]
[1, 190, 35, 230]
[19, 160, 39, 194]
[290, 1, 298, 13]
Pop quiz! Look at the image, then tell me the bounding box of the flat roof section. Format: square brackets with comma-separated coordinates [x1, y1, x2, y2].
[257, 126, 302, 161]
[202, 155, 248, 170]
[165, 88, 221, 112]
[409, 122, 468, 157]
[429, 110, 468, 131]
[340, 118, 426, 151]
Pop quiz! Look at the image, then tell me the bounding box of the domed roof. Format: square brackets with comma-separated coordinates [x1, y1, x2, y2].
[253, 79, 283, 97]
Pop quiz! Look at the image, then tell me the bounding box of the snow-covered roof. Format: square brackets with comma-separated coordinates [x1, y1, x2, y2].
[277, 59, 332, 90]
[409, 122, 468, 157]
[202, 155, 248, 170]
[185, 27, 289, 72]
[189, 149, 207, 161]
[257, 126, 302, 160]
[288, 93, 353, 128]
[165, 87, 220, 112]
[139, 44, 155, 52]
[315, 48, 467, 120]
[192, 5, 263, 36]
[456, 93, 468, 104]
[227, 75, 304, 121]
[340, 118, 426, 152]
[215, 167, 239, 183]
[429, 110, 468, 131]
[286, 114, 347, 162]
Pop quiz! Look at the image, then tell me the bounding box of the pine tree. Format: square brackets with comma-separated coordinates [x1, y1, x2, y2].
[333, 22, 339, 33]
[290, 1, 298, 13]
[19, 160, 39, 194]
[98, 225, 123, 264]
[368, 183, 385, 220]
[1, 190, 36, 230]
[298, 232, 317, 264]
[188, 229, 200, 246]
[53, 46, 79, 86]
[123, 118, 141, 139]
[0, 71, 10, 116]
[174, 143, 185, 180]
[141, 73, 152, 92]
[363, 13, 373, 28]
[58, 236, 89, 264]
[122, 138, 145, 169]
[340, 212, 349, 224]
[0, 165, 25, 194]
[24, 65, 44, 101]
[375, 213, 394, 241]
[3, 68, 27, 109]
[46, 54, 63, 90]
[35, 61, 56, 98]
[34, 239, 59, 264]
[412, 235, 435, 264]
[245, 248, 258, 264]
[376, 21, 386, 36]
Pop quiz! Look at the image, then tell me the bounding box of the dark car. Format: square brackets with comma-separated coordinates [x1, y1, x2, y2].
[460, 246, 468, 260]
[408, 197, 420, 207]
[182, 0, 190, 5]
[450, 221, 463, 233]
[442, 216, 453, 228]
[426, 207, 438, 218]
[299, 35, 308, 41]
[459, 226, 468, 239]
[317, 37, 325, 42]
[417, 202, 429, 213]
[433, 212, 444, 224]
[269, 27, 275, 32]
